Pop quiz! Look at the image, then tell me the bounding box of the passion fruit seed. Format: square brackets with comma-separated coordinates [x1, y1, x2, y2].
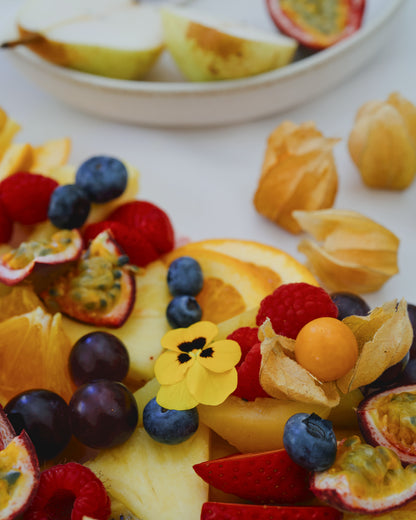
[2, 231, 75, 270]
[295, 316, 359, 381]
[312, 435, 416, 513]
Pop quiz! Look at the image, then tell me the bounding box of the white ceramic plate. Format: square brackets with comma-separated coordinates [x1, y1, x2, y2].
[5, 0, 404, 127]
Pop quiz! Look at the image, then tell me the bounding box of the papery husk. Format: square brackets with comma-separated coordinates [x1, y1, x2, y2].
[259, 318, 340, 407]
[254, 121, 339, 234]
[348, 92, 416, 190]
[337, 299, 413, 393]
[293, 209, 399, 293]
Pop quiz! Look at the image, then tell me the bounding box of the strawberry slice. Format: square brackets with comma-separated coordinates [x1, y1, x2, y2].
[193, 449, 312, 504]
[108, 200, 174, 254]
[201, 503, 343, 520]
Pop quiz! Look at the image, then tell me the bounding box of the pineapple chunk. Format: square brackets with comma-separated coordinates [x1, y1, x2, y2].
[86, 383, 210, 520]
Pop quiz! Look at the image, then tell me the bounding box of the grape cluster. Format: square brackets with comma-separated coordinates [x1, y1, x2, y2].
[5, 331, 138, 461]
[166, 256, 204, 328]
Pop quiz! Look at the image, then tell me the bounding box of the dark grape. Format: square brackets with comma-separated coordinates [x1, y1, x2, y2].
[5, 389, 71, 461]
[407, 303, 416, 358]
[331, 292, 370, 321]
[69, 380, 138, 449]
[69, 331, 129, 386]
[361, 351, 410, 396]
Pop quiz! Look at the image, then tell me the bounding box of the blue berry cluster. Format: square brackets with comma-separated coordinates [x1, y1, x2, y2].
[48, 155, 128, 229]
[166, 256, 204, 328]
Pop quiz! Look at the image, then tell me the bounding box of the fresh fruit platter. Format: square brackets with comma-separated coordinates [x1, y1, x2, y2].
[0, 87, 415, 520]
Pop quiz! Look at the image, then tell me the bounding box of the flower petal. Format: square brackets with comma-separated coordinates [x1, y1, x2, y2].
[156, 380, 198, 411]
[187, 363, 238, 406]
[198, 339, 241, 373]
[154, 350, 193, 385]
[161, 321, 219, 351]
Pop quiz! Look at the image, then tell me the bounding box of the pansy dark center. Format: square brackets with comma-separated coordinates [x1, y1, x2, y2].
[200, 347, 214, 358]
[178, 337, 206, 353]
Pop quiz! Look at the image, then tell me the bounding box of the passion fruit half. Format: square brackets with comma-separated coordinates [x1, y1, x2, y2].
[0, 229, 83, 286]
[41, 230, 135, 328]
[0, 405, 40, 520]
[311, 435, 416, 514]
[357, 384, 416, 465]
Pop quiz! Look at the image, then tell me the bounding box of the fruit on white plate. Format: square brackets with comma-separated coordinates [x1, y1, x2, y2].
[86, 380, 210, 520]
[161, 6, 297, 81]
[14, 0, 164, 80]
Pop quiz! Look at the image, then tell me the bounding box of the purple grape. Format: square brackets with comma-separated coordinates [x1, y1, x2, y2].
[69, 331, 129, 386]
[5, 389, 71, 461]
[361, 351, 410, 396]
[331, 292, 370, 321]
[407, 303, 416, 358]
[69, 380, 138, 449]
[401, 358, 416, 385]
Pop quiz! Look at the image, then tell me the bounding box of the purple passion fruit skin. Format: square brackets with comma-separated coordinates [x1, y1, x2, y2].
[41, 230, 135, 328]
[311, 436, 416, 514]
[357, 385, 416, 465]
[0, 229, 83, 286]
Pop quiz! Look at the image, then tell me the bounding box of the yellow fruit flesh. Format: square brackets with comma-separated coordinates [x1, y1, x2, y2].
[199, 395, 331, 453]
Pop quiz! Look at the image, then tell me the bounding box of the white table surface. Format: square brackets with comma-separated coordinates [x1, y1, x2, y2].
[0, 0, 415, 311]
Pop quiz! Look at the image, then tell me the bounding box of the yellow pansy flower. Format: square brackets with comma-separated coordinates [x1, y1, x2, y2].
[155, 321, 241, 410]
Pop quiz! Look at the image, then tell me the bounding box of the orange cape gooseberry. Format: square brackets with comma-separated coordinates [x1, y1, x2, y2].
[294, 317, 359, 382]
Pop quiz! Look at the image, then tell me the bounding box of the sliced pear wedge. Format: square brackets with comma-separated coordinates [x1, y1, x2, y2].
[161, 6, 298, 81]
[13, 0, 164, 80]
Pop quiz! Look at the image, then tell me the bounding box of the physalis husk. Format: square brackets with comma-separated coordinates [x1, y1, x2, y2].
[293, 209, 399, 293]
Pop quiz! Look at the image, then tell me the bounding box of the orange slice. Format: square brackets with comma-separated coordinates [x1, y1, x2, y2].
[0, 307, 75, 405]
[190, 238, 318, 292]
[163, 246, 272, 324]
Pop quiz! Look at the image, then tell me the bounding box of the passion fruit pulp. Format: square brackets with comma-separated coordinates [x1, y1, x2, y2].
[0, 229, 83, 286]
[311, 436, 416, 514]
[357, 384, 416, 465]
[41, 230, 135, 328]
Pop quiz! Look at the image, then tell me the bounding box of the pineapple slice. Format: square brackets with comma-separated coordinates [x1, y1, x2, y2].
[86, 381, 210, 520]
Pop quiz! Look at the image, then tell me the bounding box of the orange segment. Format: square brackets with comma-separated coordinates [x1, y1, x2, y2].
[164, 247, 272, 323]
[0, 286, 45, 322]
[0, 307, 75, 405]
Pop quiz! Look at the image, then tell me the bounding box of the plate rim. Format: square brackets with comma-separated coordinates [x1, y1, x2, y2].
[9, 0, 405, 97]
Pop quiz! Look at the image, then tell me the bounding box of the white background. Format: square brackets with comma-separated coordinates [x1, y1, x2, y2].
[0, 0, 415, 311]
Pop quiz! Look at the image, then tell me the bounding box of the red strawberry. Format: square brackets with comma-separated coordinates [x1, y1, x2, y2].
[83, 220, 159, 267]
[23, 462, 111, 520]
[227, 326, 259, 367]
[0, 172, 59, 225]
[108, 200, 174, 254]
[0, 201, 13, 243]
[256, 282, 338, 339]
[194, 448, 312, 504]
[233, 342, 270, 401]
[201, 503, 342, 520]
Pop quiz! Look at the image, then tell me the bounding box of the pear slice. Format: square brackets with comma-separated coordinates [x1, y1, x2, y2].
[161, 6, 298, 81]
[13, 0, 164, 80]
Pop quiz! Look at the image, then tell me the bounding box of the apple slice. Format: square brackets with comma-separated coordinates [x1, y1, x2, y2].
[0, 405, 40, 520]
[161, 6, 298, 81]
[13, 0, 164, 80]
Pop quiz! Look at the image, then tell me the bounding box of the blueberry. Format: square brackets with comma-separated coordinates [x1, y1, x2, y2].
[283, 413, 337, 472]
[143, 397, 199, 445]
[48, 184, 91, 229]
[167, 256, 203, 297]
[331, 292, 370, 321]
[166, 295, 202, 328]
[75, 156, 128, 203]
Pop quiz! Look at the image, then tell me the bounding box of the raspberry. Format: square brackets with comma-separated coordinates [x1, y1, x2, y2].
[83, 220, 159, 267]
[256, 282, 338, 339]
[23, 462, 111, 520]
[227, 327, 259, 367]
[0, 172, 59, 225]
[233, 342, 270, 401]
[0, 201, 13, 243]
[108, 200, 175, 254]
